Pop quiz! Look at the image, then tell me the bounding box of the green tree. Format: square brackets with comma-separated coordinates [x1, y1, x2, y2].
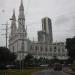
[66, 37, 75, 62]
[0, 47, 16, 65]
[24, 54, 34, 67]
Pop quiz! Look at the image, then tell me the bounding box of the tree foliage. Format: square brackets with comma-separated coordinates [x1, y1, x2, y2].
[66, 37, 75, 61]
[0, 47, 16, 64]
[24, 54, 34, 66]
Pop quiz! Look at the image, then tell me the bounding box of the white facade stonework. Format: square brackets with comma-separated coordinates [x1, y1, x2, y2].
[29, 42, 68, 60]
[9, 0, 68, 60]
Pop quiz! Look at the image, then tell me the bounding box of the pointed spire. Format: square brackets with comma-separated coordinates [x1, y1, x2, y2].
[13, 9, 15, 15]
[21, 0, 23, 5]
[20, 0, 24, 10]
[18, 0, 25, 19]
[12, 9, 16, 21]
[10, 9, 17, 36]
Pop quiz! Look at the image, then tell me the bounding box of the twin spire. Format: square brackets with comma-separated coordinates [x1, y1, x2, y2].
[11, 0, 27, 36]
[12, 0, 24, 20]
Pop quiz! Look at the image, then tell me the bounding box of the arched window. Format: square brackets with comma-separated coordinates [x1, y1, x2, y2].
[40, 46, 43, 52]
[35, 46, 39, 51]
[54, 46, 56, 49]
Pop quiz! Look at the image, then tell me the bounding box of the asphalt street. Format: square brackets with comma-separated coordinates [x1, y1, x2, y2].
[32, 69, 70, 75]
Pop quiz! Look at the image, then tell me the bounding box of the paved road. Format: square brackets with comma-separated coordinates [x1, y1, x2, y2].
[32, 69, 70, 75]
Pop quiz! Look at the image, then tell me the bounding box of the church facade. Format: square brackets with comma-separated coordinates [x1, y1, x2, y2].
[9, 0, 68, 60]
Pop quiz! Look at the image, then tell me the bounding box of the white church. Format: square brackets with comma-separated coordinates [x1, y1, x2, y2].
[9, 0, 68, 60]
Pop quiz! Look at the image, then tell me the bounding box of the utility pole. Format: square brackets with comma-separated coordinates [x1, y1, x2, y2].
[18, 32, 25, 71]
[2, 22, 9, 48]
[21, 33, 25, 70]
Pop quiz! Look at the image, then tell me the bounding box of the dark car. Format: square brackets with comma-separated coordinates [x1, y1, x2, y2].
[54, 63, 62, 71]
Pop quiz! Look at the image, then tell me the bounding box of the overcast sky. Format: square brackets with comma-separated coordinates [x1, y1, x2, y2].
[0, 0, 75, 46]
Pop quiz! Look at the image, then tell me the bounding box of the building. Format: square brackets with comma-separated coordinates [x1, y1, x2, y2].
[9, 0, 68, 60]
[29, 42, 68, 60]
[9, 0, 28, 60]
[42, 17, 53, 44]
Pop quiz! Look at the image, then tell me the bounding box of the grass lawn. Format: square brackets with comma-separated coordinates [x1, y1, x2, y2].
[0, 67, 46, 75]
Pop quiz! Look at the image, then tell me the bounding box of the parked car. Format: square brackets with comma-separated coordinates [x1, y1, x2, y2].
[6, 65, 15, 69]
[54, 63, 62, 71]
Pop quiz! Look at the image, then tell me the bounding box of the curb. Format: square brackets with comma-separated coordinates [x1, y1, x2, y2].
[63, 70, 75, 75]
